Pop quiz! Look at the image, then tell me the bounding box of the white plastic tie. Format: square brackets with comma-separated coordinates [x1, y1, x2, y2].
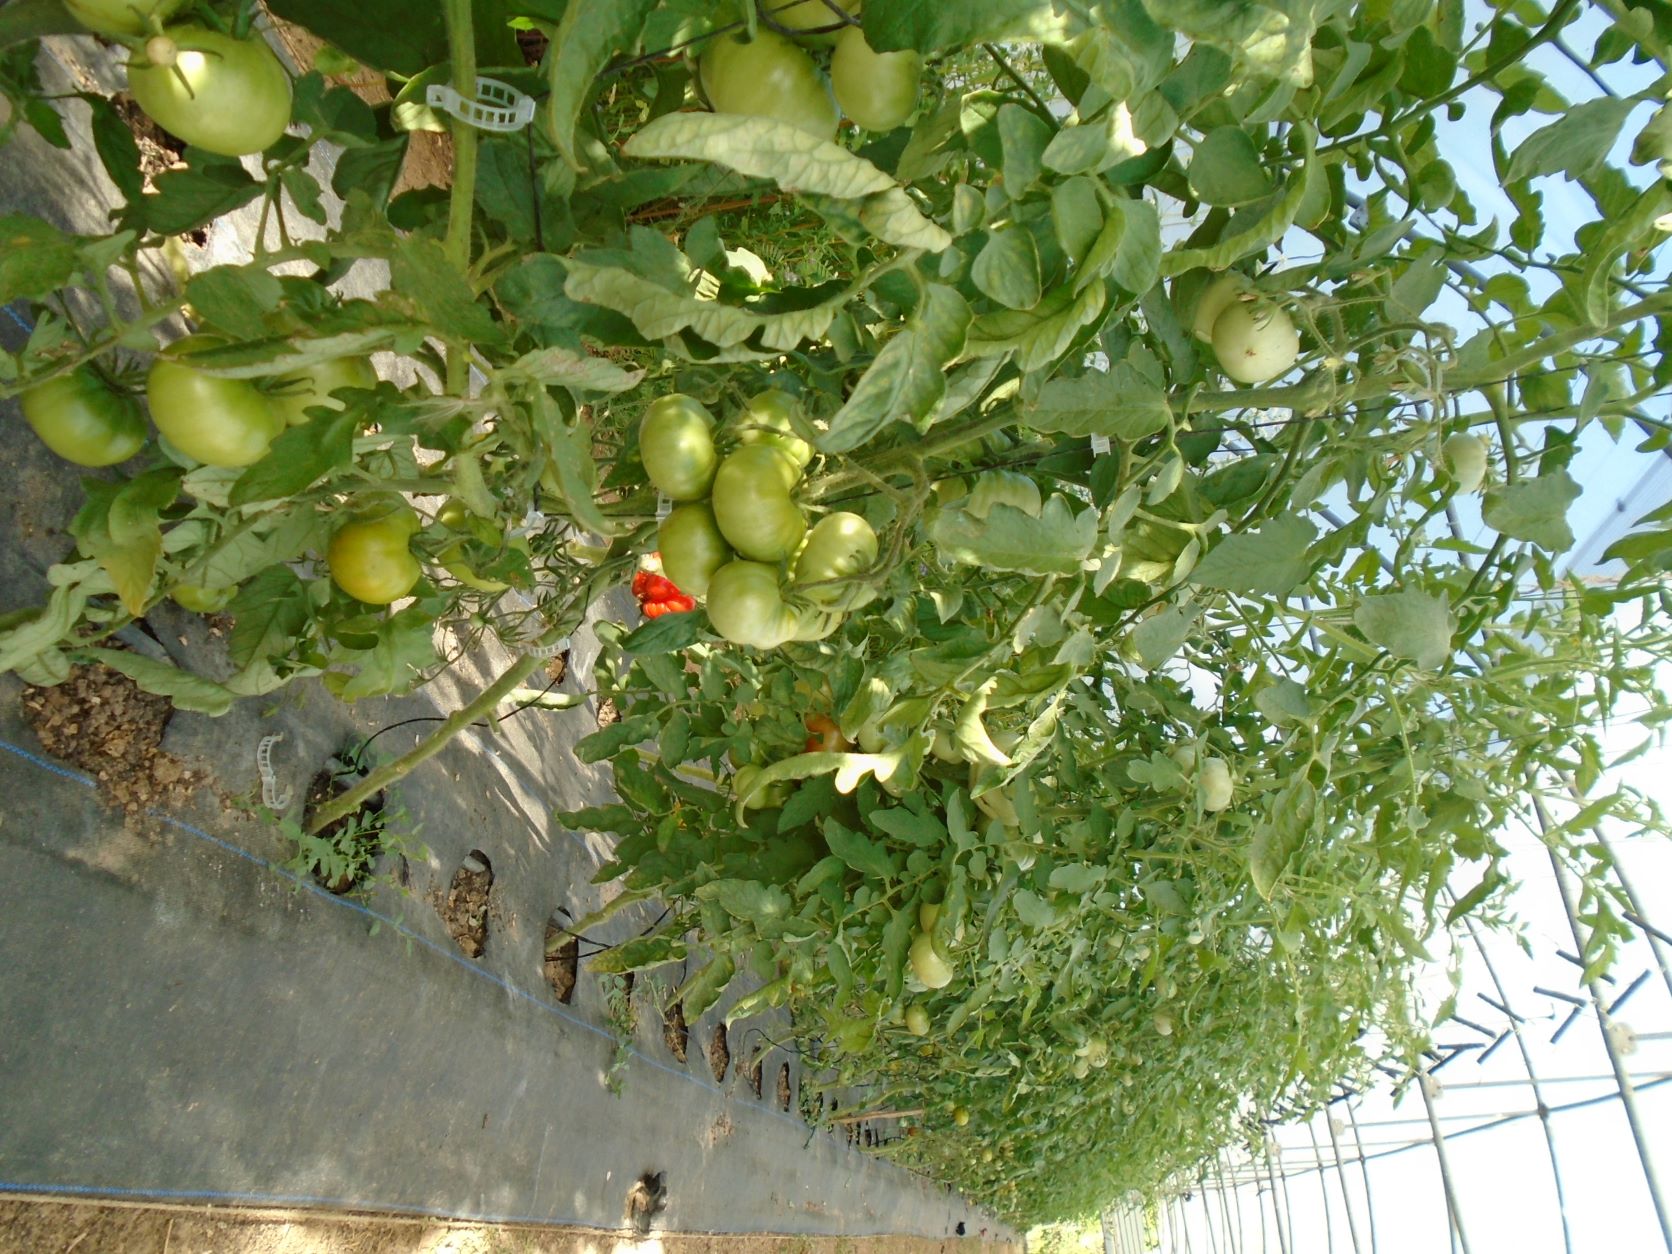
[524, 635, 572, 659]
[425, 77, 536, 132]
[1090, 434, 1112, 457]
[256, 733, 291, 810]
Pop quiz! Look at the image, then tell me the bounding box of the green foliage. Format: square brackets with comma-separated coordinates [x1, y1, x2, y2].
[4, 0, 1671, 1229]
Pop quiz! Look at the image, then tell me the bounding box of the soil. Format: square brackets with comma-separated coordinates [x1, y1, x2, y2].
[706, 1023, 730, 1083]
[261, 7, 454, 195]
[544, 650, 569, 685]
[108, 92, 186, 183]
[749, 1053, 764, 1098]
[595, 696, 620, 729]
[543, 920, 578, 1004]
[663, 998, 689, 1063]
[300, 768, 386, 893]
[438, 852, 493, 958]
[0, 1196, 1021, 1252]
[19, 659, 200, 817]
[778, 1062, 793, 1112]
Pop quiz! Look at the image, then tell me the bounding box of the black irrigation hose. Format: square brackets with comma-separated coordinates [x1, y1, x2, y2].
[546, 903, 673, 957]
[351, 662, 569, 763]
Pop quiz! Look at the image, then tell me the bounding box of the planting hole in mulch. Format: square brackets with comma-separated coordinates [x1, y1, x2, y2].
[545, 650, 570, 685]
[543, 916, 578, 1003]
[439, 850, 493, 958]
[297, 765, 386, 894]
[595, 696, 620, 729]
[748, 1053, 764, 1098]
[707, 1023, 729, 1083]
[663, 999, 688, 1063]
[20, 657, 199, 817]
[778, 1062, 792, 1111]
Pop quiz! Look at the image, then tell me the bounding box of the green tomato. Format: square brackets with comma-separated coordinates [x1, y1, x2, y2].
[918, 901, 940, 932]
[903, 1002, 930, 1036]
[1443, 432, 1488, 494]
[829, 26, 920, 132]
[786, 603, 842, 641]
[699, 29, 839, 141]
[639, 394, 718, 501]
[146, 335, 286, 468]
[1200, 756, 1234, 812]
[731, 390, 813, 472]
[328, 505, 422, 605]
[659, 502, 733, 598]
[64, 0, 185, 35]
[1188, 273, 1240, 343]
[1211, 299, 1299, 384]
[266, 355, 376, 427]
[128, 26, 292, 158]
[712, 445, 806, 563]
[170, 582, 236, 613]
[706, 559, 796, 649]
[791, 511, 877, 609]
[20, 368, 146, 467]
[764, 0, 861, 44]
[909, 932, 954, 989]
[952, 1106, 971, 1127]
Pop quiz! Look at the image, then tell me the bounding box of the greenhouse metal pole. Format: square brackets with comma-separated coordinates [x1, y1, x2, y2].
[1266, 1133, 1295, 1254]
[1536, 796, 1672, 1252]
[1214, 1156, 1242, 1254]
[1343, 1102, 1380, 1254]
[1103, 1210, 1118, 1254]
[1307, 1119, 1338, 1251]
[1325, 1112, 1366, 1254]
[1201, 1178, 1223, 1254]
[1418, 1072, 1472, 1254]
[1223, 1153, 1248, 1254]
[1459, 912, 1575, 1254]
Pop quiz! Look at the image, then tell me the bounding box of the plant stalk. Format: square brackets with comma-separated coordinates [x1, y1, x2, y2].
[442, 0, 479, 399]
[306, 650, 542, 835]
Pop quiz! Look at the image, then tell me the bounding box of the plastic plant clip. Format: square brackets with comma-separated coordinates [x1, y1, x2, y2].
[256, 733, 291, 810]
[656, 493, 673, 521]
[1090, 434, 1112, 457]
[425, 76, 536, 133]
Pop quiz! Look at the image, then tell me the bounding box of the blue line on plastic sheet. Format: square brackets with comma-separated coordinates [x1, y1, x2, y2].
[0, 734, 811, 1131]
[3, 303, 33, 334]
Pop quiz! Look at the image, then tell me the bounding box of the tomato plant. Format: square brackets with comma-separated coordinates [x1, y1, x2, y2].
[5, 0, 1672, 1229]
[126, 26, 293, 158]
[20, 368, 145, 467]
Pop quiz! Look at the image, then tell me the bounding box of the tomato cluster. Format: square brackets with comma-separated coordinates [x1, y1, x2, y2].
[639, 388, 879, 649]
[699, 3, 921, 137]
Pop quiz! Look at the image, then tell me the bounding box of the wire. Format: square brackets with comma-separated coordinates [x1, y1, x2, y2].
[353, 658, 570, 760]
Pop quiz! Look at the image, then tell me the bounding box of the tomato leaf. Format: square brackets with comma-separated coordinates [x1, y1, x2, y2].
[1482, 470, 1582, 553]
[546, 0, 661, 170]
[81, 647, 236, 717]
[1191, 516, 1317, 597]
[620, 610, 707, 654]
[1506, 97, 1638, 184]
[229, 410, 355, 506]
[928, 496, 1098, 576]
[624, 113, 896, 200]
[1352, 587, 1456, 670]
[1187, 126, 1273, 205]
[675, 954, 737, 1022]
[818, 284, 971, 453]
[1029, 362, 1170, 441]
[825, 819, 898, 880]
[226, 566, 312, 669]
[972, 224, 1043, 309]
[847, 0, 1067, 54]
[588, 933, 688, 975]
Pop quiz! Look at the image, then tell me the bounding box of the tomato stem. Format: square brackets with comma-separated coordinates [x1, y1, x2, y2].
[441, 0, 478, 400]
